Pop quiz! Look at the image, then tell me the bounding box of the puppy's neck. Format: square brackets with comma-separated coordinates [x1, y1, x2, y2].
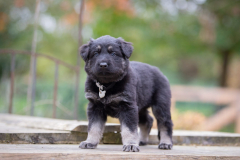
[94, 71, 127, 84]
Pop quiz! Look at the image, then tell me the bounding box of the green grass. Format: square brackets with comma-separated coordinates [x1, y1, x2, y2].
[219, 123, 235, 133]
[176, 102, 217, 117]
[0, 76, 88, 120]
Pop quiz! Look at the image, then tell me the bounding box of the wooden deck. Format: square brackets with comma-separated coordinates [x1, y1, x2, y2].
[1, 114, 240, 159]
[0, 144, 240, 159]
[1, 114, 240, 146]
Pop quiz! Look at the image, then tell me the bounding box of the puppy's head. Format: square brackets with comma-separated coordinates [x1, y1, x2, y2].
[79, 35, 133, 84]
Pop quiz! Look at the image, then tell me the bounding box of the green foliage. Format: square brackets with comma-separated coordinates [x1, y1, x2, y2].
[0, 0, 239, 123]
[176, 102, 218, 117]
[202, 0, 240, 52]
[89, 4, 217, 85]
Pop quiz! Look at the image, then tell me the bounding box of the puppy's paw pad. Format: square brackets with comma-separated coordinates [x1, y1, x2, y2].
[79, 141, 97, 149]
[139, 141, 147, 146]
[123, 145, 140, 152]
[158, 143, 172, 150]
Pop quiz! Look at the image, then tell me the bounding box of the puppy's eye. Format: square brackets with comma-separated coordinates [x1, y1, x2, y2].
[111, 52, 116, 56]
[94, 52, 99, 56]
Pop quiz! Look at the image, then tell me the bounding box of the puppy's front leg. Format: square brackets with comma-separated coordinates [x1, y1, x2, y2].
[119, 106, 140, 152]
[79, 103, 106, 149]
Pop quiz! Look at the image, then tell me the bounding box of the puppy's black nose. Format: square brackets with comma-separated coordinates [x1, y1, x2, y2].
[100, 62, 108, 68]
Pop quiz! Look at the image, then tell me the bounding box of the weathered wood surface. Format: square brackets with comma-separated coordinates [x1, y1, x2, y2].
[0, 113, 120, 133]
[150, 129, 240, 146]
[0, 144, 240, 160]
[1, 120, 240, 146]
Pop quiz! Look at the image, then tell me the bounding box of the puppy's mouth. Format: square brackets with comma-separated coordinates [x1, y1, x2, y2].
[94, 68, 123, 78]
[90, 69, 126, 83]
[96, 71, 115, 77]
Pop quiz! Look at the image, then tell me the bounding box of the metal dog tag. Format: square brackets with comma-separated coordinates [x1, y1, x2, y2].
[99, 90, 106, 98]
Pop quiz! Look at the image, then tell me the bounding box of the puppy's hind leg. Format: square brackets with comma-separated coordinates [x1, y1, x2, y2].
[152, 92, 173, 150]
[156, 119, 173, 149]
[138, 109, 153, 146]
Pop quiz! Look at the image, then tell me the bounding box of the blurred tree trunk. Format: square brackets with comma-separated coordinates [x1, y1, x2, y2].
[201, 1, 240, 88]
[219, 49, 231, 87]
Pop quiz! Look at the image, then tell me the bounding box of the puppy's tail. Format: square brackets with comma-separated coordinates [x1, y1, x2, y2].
[158, 131, 160, 141]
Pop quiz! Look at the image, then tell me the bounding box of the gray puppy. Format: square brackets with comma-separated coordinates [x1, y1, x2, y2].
[79, 35, 173, 152]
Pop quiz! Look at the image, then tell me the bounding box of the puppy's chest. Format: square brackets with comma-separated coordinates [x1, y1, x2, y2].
[104, 103, 120, 117]
[85, 91, 125, 117]
[99, 97, 121, 118]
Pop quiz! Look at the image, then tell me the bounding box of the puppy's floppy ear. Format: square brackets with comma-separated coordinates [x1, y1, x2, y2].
[117, 37, 133, 59]
[79, 38, 94, 62]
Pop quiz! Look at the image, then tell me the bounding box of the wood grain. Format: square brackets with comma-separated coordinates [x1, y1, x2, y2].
[0, 144, 239, 160]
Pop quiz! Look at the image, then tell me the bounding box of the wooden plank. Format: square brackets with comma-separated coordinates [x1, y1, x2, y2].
[171, 85, 240, 105]
[0, 144, 240, 160]
[149, 130, 240, 146]
[0, 114, 120, 133]
[1, 122, 240, 146]
[0, 113, 86, 131]
[0, 132, 87, 144]
[0, 123, 68, 133]
[202, 102, 237, 131]
[0, 123, 87, 144]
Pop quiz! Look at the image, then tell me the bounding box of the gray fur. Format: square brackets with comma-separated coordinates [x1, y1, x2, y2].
[79, 35, 173, 152]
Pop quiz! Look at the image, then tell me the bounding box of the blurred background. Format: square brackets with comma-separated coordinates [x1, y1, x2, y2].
[0, 0, 240, 133]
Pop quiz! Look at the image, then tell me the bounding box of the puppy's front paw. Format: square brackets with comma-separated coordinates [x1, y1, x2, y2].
[158, 143, 172, 150]
[79, 141, 97, 149]
[123, 144, 140, 152]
